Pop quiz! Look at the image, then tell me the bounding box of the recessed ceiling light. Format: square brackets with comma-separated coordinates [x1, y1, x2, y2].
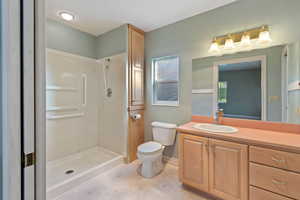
[58, 11, 75, 21]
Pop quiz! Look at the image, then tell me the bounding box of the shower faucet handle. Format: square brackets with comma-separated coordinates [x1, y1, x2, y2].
[106, 88, 112, 97]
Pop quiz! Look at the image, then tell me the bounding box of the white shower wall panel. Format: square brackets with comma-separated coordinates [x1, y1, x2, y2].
[46, 49, 100, 161]
[98, 53, 127, 156]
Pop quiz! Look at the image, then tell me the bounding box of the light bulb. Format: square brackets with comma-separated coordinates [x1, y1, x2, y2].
[58, 11, 75, 21]
[224, 38, 235, 50]
[258, 30, 272, 44]
[241, 34, 251, 47]
[209, 41, 220, 53]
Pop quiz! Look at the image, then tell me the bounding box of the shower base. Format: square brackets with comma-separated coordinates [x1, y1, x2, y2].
[46, 146, 123, 199]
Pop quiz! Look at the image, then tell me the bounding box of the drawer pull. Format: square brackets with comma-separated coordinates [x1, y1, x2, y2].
[271, 156, 286, 163]
[272, 179, 287, 185]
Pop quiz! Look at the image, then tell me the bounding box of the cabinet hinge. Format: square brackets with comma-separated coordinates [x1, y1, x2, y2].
[22, 152, 36, 168]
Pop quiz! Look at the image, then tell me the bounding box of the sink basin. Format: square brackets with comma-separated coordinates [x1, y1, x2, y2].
[193, 123, 238, 134]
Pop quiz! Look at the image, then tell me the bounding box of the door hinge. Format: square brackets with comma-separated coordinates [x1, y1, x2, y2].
[22, 152, 36, 168]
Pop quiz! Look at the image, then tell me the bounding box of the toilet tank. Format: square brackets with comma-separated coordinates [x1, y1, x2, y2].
[152, 122, 177, 146]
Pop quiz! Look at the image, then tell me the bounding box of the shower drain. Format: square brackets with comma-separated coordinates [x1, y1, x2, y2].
[65, 169, 75, 175]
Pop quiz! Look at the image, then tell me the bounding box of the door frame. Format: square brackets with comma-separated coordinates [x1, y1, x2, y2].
[212, 55, 267, 121]
[35, 0, 46, 199]
[1, 0, 46, 199]
[1, 0, 22, 199]
[281, 45, 289, 122]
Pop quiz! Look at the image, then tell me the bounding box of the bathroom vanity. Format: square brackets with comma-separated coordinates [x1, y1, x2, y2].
[177, 116, 300, 200]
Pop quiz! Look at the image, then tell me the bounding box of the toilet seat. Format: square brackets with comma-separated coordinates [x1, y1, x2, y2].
[138, 141, 162, 155]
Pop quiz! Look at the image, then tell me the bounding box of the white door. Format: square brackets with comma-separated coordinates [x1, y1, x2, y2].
[22, 0, 46, 199]
[1, 0, 41, 199]
[1, 0, 22, 199]
[22, 0, 36, 199]
[3, 0, 44, 199]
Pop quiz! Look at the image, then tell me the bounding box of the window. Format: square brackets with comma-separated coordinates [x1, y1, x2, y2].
[152, 56, 179, 106]
[218, 81, 227, 103]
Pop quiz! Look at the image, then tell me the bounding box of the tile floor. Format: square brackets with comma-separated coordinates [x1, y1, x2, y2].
[54, 161, 216, 200]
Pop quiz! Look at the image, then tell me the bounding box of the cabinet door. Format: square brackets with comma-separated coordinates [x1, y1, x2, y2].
[209, 139, 248, 200]
[128, 25, 144, 108]
[179, 134, 209, 191]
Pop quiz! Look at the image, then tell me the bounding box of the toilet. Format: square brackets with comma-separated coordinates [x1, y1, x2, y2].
[137, 122, 177, 178]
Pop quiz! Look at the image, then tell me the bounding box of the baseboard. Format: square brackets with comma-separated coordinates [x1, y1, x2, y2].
[163, 156, 178, 167]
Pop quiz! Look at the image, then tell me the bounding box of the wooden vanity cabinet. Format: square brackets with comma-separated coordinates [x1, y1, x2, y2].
[179, 134, 209, 191]
[209, 139, 248, 200]
[249, 146, 300, 200]
[179, 134, 248, 200]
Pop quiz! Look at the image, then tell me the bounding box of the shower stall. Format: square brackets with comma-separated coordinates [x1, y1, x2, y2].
[46, 49, 128, 199]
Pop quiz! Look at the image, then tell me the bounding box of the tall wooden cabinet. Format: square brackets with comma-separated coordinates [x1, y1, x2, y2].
[127, 25, 145, 162]
[179, 134, 248, 200]
[128, 25, 145, 108]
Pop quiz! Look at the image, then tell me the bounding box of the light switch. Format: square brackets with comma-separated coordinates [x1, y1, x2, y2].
[297, 107, 300, 114]
[269, 96, 279, 102]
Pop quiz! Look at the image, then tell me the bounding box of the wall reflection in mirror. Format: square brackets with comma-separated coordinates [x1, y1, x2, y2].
[192, 42, 300, 124]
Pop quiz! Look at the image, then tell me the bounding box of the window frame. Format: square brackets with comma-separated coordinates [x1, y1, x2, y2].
[218, 81, 228, 104]
[151, 55, 180, 106]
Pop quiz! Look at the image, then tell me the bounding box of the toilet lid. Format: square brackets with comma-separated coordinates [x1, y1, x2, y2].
[138, 142, 162, 154]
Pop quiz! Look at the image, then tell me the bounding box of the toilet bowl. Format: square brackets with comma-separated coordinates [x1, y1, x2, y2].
[137, 122, 177, 178]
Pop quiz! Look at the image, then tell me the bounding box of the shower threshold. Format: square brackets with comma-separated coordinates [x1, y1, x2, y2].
[46, 147, 123, 199]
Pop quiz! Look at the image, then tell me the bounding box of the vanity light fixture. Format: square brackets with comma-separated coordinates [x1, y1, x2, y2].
[240, 33, 251, 47]
[224, 35, 235, 50]
[208, 25, 272, 54]
[258, 26, 272, 44]
[209, 38, 220, 53]
[58, 11, 75, 21]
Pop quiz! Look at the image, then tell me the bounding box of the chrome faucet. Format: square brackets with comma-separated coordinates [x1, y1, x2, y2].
[214, 109, 224, 124]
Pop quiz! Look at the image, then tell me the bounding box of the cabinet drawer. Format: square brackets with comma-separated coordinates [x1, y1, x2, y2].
[250, 186, 292, 200]
[250, 163, 300, 199]
[250, 146, 300, 172]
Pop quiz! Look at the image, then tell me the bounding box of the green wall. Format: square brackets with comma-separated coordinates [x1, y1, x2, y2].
[219, 69, 261, 119]
[46, 19, 97, 59]
[145, 0, 300, 158]
[46, 19, 128, 59]
[96, 25, 128, 59]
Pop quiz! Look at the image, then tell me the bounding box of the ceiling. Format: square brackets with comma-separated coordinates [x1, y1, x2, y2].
[220, 61, 261, 72]
[46, 0, 237, 36]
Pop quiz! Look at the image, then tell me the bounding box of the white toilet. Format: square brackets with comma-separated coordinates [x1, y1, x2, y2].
[137, 121, 177, 178]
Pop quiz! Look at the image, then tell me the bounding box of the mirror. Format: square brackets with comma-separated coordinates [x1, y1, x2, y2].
[218, 59, 263, 121]
[192, 43, 300, 124]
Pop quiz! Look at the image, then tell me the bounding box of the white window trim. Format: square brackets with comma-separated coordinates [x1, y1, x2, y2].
[151, 55, 180, 107]
[218, 81, 228, 104]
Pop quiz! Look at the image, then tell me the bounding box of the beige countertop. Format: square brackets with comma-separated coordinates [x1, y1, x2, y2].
[177, 122, 300, 153]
